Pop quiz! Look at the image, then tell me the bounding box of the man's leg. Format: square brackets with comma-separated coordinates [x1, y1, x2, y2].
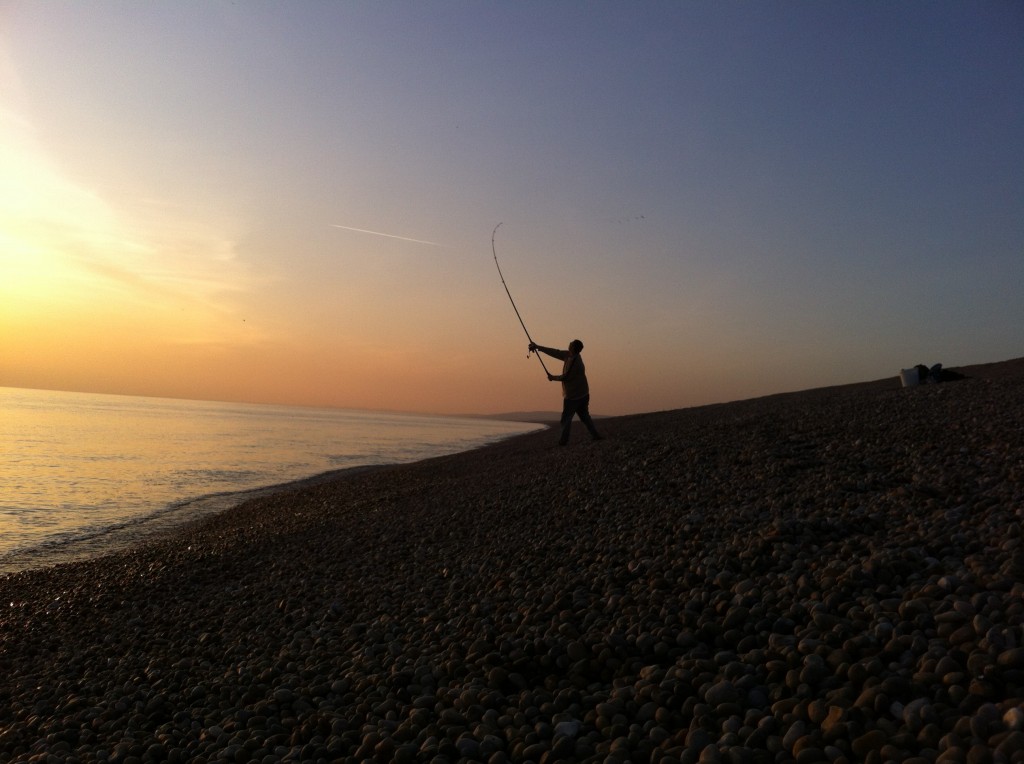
[576, 395, 603, 440]
[559, 398, 575, 445]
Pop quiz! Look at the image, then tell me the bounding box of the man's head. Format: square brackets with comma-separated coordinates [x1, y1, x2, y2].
[569, 339, 584, 354]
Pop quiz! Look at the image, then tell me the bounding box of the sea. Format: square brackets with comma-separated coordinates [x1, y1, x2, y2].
[0, 387, 543, 574]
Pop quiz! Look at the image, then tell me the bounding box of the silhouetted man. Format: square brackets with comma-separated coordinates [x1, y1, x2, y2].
[529, 339, 603, 446]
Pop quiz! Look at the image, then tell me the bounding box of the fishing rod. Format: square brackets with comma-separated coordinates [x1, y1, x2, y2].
[491, 222, 551, 376]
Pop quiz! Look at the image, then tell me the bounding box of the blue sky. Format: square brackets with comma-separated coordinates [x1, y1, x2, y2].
[2, 2, 1022, 414]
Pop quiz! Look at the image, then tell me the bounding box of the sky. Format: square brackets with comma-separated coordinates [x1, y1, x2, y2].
[1, 1, 1022, 416]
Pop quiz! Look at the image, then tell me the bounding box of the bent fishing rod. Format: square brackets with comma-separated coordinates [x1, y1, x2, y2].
[491, 222, 551, 376]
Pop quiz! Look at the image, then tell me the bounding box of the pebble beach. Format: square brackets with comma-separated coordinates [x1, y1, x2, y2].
[2, 359, 1022, 764]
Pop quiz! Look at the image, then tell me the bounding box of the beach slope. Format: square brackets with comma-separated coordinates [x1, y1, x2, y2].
[2, 359, 1023, 763]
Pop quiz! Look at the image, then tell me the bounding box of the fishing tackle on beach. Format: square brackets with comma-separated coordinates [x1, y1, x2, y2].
[491, 222, 551, 376]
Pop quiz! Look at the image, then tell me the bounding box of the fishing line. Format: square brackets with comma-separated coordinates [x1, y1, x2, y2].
[491, 222, 551, 376]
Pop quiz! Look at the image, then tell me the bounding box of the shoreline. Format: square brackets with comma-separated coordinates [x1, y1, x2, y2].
[0, 464, 392, 576]
[1, 359, 1022, 762]
[0, 419, 548, 576]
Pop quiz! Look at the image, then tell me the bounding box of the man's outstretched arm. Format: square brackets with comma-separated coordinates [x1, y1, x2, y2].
[529, 343, 569, 361]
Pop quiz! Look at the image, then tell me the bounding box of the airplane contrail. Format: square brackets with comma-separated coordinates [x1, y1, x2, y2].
[330, 224, 444, 247]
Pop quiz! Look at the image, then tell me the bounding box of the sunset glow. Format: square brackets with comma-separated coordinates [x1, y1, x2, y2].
[1, 3, 1021, 415]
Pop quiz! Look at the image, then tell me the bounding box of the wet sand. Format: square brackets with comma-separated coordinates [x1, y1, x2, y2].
[1, 359, 1022, 763]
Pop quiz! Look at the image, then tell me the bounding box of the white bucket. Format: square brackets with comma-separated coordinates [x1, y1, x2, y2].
[899, 368, 919, 388]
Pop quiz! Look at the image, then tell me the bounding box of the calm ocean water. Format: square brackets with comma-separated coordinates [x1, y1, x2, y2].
[0, 387, 542, 574]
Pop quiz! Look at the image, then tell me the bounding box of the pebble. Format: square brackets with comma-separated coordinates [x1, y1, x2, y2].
[2, 360, 1023, 762]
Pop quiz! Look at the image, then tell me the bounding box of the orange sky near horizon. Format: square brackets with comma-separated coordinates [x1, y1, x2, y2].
[2, 3, 1022, 416]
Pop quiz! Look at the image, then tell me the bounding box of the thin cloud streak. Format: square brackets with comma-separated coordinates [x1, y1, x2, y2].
[330, 224, 445, 247]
